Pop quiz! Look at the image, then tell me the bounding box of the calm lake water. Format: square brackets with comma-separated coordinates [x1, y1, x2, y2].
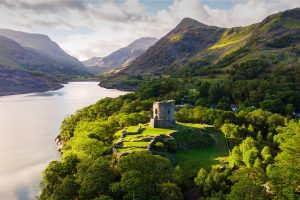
[0, 82, 127, 200]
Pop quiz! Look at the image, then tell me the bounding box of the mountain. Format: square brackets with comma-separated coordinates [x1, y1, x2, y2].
[82, 37, 158, 73]
[0, 67, 62, 96]
[123, 18, 224, 75]
[82, 57, 103, 67]
[0, 29, 90, 95]
[81, 57, 104, 74]
[0, 29, 84, 69]
[100, 8, 300, 90]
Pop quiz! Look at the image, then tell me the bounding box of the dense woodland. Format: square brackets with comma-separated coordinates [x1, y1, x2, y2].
[40, 78, 300, 200]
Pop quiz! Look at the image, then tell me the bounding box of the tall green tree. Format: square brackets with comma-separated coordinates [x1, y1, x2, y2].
[227, 168, 269, 200]
[159, 182, 184, 200]
[267, 122, 300, 199]
[79, 158, 116, 199]
[114, 151, 175, 199]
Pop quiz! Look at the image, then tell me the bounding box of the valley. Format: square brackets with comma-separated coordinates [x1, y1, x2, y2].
[39, 8, 300, 200]
[0, 3, 299, 200]
[0, 29, 91, 96]
[100, 8, 300, 91]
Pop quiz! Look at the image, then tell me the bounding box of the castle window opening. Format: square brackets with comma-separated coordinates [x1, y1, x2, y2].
[149, 100, 176, 128]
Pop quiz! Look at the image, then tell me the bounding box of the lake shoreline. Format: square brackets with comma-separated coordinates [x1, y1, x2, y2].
[0, 82, 128, 199]
[0, 84, 64, 97]
[0, 81, 109, 97]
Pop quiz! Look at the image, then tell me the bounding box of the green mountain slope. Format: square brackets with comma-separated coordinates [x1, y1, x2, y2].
[100, 8, 300, 89]
[188, 8, 300, 79]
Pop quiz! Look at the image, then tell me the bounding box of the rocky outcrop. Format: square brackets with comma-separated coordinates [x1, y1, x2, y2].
[55, 136, 65, 153]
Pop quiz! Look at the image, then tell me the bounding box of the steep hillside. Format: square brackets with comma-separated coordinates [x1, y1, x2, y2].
[123, 18, 224, 75]
[0, 36, 63, 95]
[185, 8, 300, 79]
[0, 30, 91, 95]
[0, 67, 62, 96]
[82, 57, 103, 67]
[0, 29, 84, 69]
[82, 37, 158, 73]
[100, 8, 300, 89]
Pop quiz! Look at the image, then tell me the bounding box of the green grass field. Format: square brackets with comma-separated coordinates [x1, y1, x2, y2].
[123, 126, 176, 141]
[174, 125, 229, 177]
[114, 123, 230, 176]
[123, 141, 149, 147]
[117, 147, 147, 153]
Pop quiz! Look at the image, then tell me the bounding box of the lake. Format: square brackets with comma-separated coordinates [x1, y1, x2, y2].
[0, 82, 128, 200]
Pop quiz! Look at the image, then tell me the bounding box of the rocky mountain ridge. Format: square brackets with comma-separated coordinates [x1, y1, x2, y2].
[82, 37, 158, 73]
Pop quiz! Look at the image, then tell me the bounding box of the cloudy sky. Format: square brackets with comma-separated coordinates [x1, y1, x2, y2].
[0, 0, 299, 60]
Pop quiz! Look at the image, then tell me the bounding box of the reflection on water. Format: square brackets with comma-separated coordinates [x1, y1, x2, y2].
[0, 82, 127, 200]
[29, 91, 65, 97]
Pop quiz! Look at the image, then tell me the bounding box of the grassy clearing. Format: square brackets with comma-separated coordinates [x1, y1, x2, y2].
[141, 127, 175, 136]
[177, 122, 212, 129]
[126, 126, 140, 132]
[123, 127, 176, 141]
[175, 148, 226, 176]
[114, 125, 140, 139]
[114, 123, 230, 176]
[174, 126, 229, 177]
[114, 125, 176, 152]
[123, 141, 149, 147]
[117, 147, 147, 153]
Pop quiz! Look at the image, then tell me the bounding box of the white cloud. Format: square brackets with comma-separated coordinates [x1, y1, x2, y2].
[0, 0, 299, 60]
[123, 0, 145, 16]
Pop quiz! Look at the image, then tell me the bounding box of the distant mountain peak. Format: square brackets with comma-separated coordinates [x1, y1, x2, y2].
[100, 8, 300, 90]
[0, 28, 50, 40]
[131, 37, 157, 42]
[176, 17, 209, 29]
[281, 7, 300, 18]
[127, 37, 158, 49]
[0, 28, 84, 68]
[82, 37, 158, 74]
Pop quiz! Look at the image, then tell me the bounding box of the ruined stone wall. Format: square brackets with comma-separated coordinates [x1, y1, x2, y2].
[150, 100, 176, 128]
[153, 100, 175, 120]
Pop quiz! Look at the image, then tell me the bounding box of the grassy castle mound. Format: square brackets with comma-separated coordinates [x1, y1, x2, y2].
[113, 122, 229, 176]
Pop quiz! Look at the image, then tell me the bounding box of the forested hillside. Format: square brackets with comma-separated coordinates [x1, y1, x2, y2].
[40, 8, 300, 200]
[100, 9, 300, 99]
[99, 8, 300, 115]
[40, 78, 300, 199]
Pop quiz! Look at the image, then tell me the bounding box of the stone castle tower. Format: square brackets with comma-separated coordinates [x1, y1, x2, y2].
[149, 100, 176, 128]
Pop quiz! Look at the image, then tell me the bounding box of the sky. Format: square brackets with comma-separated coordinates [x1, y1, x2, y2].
[0, 0, 299, 61]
